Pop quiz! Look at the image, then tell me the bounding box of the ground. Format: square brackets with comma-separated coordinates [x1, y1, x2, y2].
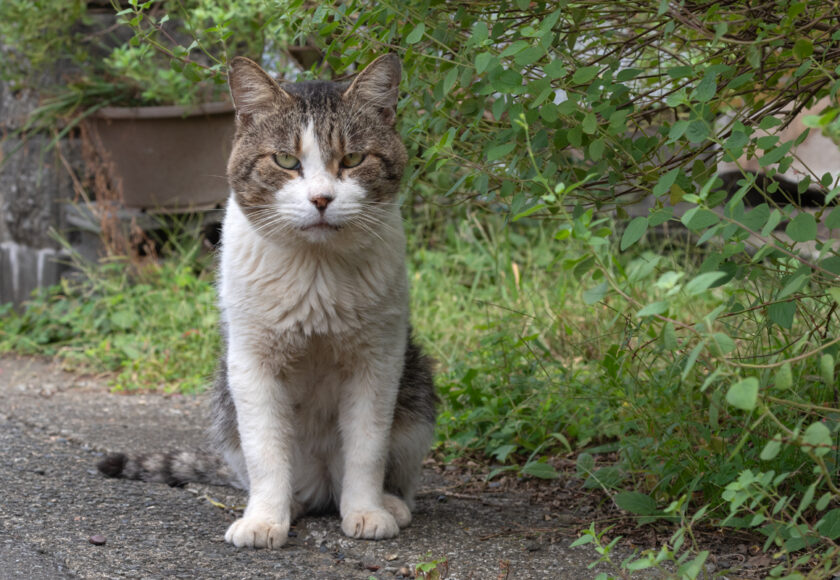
[0, 354, 765, 579]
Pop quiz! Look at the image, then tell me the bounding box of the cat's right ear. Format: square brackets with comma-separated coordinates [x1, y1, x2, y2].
[228, 57, 291, 124]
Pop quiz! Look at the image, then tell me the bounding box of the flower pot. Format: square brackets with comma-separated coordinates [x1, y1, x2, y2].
[85, 101, 235, 212]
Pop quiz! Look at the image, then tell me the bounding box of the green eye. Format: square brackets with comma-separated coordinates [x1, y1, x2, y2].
[273, 153, 300, 170]
[341, 152, 365, 168]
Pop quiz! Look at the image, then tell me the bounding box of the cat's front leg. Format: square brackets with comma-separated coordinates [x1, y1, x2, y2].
[338, 355, 406, 540]
[224, 347, 294, 549]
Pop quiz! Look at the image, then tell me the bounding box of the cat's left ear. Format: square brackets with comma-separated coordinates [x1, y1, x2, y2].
[343, 54, 401, 125]
[228, 56, 292, 125]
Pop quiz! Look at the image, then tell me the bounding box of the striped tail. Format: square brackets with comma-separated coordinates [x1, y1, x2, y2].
[97, 450, 234, 488]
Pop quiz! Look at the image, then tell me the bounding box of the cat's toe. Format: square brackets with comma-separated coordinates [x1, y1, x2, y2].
[341, 508, 400, 540]
[382, 494, 412, 528]
[225, 517, 289, 549]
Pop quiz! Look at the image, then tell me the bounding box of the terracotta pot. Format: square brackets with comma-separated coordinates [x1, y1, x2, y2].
[86, 101, 235, 212]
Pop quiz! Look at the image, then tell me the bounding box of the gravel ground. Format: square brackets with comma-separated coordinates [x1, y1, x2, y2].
[0, 355, 613, 580]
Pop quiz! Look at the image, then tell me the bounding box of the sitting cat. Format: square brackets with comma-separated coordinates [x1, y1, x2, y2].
[98, 54, 437, 549]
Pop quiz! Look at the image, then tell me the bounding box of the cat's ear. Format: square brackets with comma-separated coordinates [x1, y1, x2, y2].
[343, 54, 401, 125]
[228, 57, 291, 124]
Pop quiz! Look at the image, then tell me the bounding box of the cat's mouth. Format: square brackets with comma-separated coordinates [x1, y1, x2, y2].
[301, 220, 341, 232]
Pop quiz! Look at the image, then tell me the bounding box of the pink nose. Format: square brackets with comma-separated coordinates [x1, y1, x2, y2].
[311, 195, 333, 211]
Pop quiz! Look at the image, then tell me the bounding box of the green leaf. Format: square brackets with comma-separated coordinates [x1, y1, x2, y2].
[775, 363, 793, 390]
[685, 271, 727, 295]
[620, 217, 648, 251]
[470, 21, 488, 45]
[576, 452, 594, 475]
[682, 340, 706, 379]
[793, 38, 814, 60]
[636, 301, 668, 318]
[486, 142, 516, 161]
[512, 203, 546, 221]
[826, 206, 840, 229]
[768, 301, 796, 329]
[588, 138, 605, 161]
[572, 65, 599, 84]
[678, 551, 709, 579]
[442, 67, 458, 95]
[758, 141, 793, 167]
[759, 116, 783, 131]
[583, 466, 624, 489]
[653, 168, 680, 197]
[820, 354, 835, 385]
[582, 112, 597, 135]
[817, 492, 833, 512]
[724, 130, 749, 154]
[521, 461, 559, 479]
[406, 22, 425, 44]
[514, 46, 545, 66]
[583, 281, 608, 305]
[692, 74, 716, 103]
[475, 52, 496, 74]
[817, 509, 840, 540]
[500, 40, 530, 57]
[543, 59, 565, 79]
[711, 332, 735, 355]
[785, 212, 817, 242]
[614, 491, 658, 515]
[726, 377, 759, 411]
[616, 68, 641, 81]
[803, 421, 831, 457]
[685, 120, 710, 143]
[570, 534, 594, 548]
[668, 120, 689, 142]
[761, 209, 783, 236]
[760, 434, 783, 461]
[681, 208, 719, 231]
[778, 273, 809, 299]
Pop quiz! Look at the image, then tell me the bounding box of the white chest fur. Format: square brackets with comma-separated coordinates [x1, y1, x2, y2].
[218, 197, 408, 340]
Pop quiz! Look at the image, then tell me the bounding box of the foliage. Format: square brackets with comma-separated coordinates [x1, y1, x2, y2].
[0, 231, 218, 393]
[572, 500, 713, 580]
[0, 0, 269, 109]
[413, 554, 449, 580]
[5, 0, 840, 574]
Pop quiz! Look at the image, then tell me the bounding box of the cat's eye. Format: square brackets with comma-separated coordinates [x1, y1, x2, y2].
[340, 152, 365, 168]
[273, 153, 301, 170]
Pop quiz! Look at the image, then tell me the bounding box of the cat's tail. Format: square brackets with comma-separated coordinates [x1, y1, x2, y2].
[97, 449, 235, 488]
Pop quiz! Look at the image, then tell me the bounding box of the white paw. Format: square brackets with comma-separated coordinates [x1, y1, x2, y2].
[225, 517, 289, 549]
[383, 494, 412, 528]
[341, 508, 400, 540]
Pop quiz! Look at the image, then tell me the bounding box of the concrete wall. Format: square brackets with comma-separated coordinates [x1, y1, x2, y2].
[0, 77, 80, 305]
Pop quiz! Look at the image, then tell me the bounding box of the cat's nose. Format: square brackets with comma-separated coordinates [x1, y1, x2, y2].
[311, 195, 334, 212]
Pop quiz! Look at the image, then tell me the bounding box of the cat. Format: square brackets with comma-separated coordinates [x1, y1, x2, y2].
[97, 53, 438, 550]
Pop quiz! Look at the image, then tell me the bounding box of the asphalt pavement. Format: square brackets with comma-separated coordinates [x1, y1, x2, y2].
[0, 355, 602, 579]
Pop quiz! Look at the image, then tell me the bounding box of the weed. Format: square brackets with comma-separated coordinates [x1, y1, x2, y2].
[413, 554, 449, 580]
[0, 227, 218, 393]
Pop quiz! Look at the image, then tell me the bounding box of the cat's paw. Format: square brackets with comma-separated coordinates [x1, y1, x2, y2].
[341, 508, 400, 540]
[383, 493, 412, 528]
[225, 516, 289, 549]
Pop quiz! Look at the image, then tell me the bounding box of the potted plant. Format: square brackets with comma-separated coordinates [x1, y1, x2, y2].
[0, 0, 290, 212]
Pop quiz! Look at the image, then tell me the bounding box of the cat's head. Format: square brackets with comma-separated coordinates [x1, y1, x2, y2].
[226, 54, 407, 245]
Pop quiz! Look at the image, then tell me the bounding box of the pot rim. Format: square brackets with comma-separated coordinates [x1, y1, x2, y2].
[93, 101, 234, 120]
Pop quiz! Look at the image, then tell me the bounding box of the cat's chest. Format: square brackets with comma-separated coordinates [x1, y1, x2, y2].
[219, 208, 405, 336]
